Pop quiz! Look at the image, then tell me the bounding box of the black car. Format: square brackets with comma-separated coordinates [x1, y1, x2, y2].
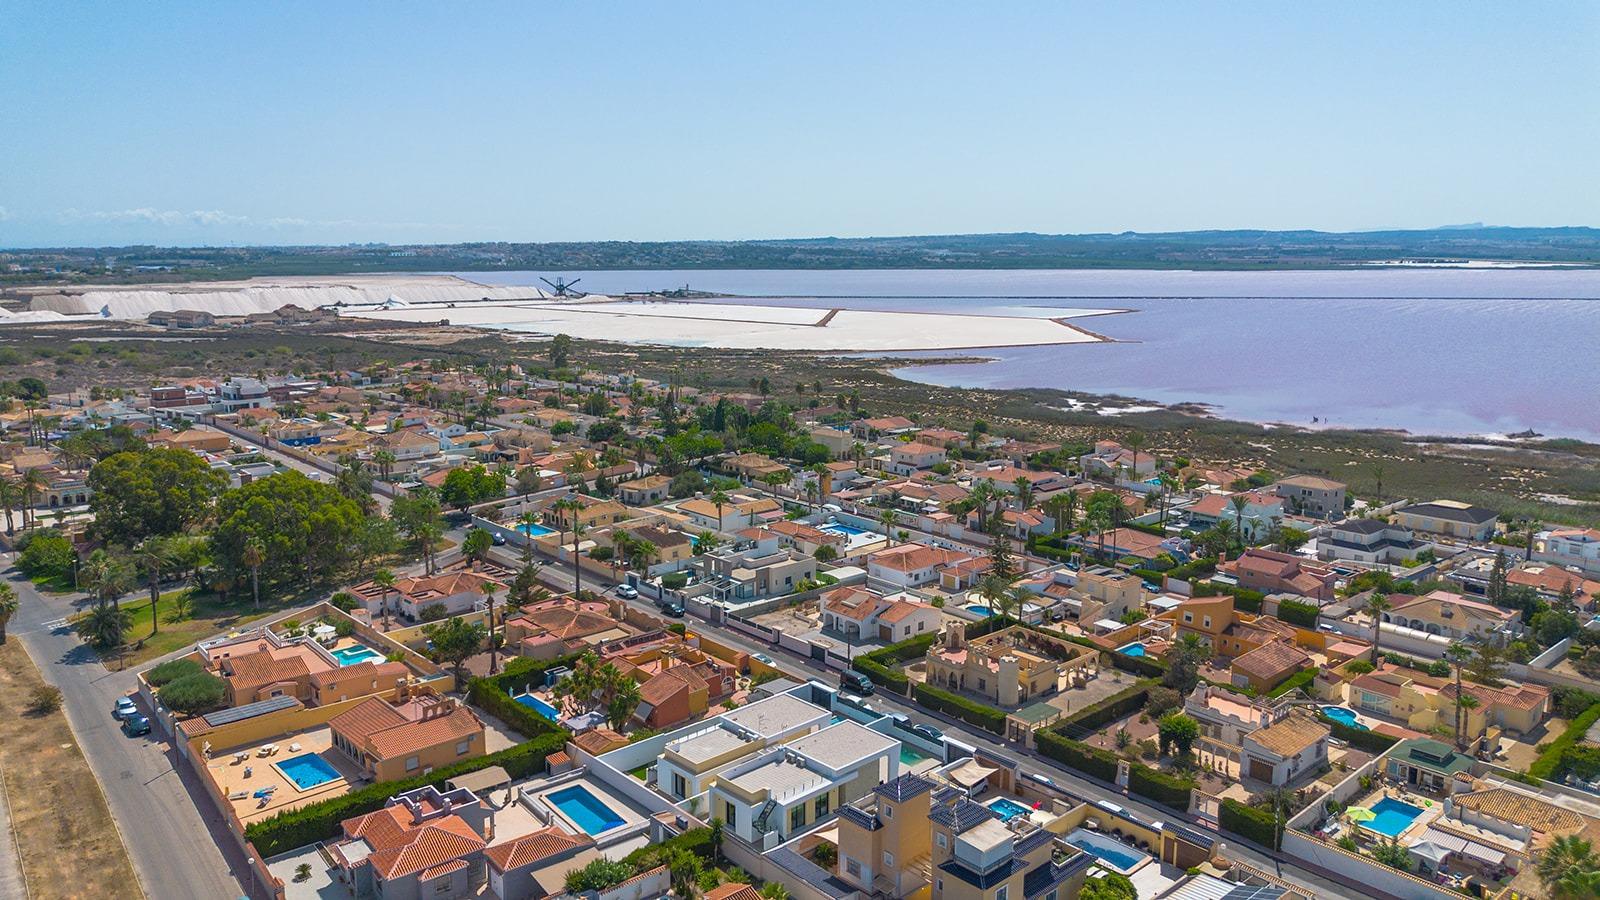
[663, 603, 685, 618]
[840, 669, 875, 695]
[910, 723, 943, 743]
[122, 714, 152, 737]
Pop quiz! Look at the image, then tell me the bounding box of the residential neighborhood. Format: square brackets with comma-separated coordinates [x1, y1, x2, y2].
[3, 351, 1600, 900]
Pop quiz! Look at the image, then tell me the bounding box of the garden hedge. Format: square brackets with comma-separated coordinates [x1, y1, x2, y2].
[1529, 700, 1600, 780]
[853, 632, 938, 694]
[1316, 713, 1400, 753]
[1034, 731, 1119, 782]
[245, 731, 568, 857]
[1219, 797, 1281, 850]
[622, 826, 714, 867]
[467, 652, 583, 739]
[1054, 681, 1154, 735]
[1128, 764, 1194, 810]
[912, 682, 1006, 734]
[1276, 599, 1320, 629]
[1268, 668, 1317, 699]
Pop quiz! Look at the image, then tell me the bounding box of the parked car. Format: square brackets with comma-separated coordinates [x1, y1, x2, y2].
[751, 653, 775, 667]
[112, 697, 139, 721]
[491, 532, 507, 546]
[663, 603, 685, 618]
[840, 669, 875, 695]
[122, 715, 151, 737]
[910, 723, 943, 743]
[615, 584, 639, 600]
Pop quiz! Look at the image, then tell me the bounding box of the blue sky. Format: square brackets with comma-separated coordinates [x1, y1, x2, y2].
[2, 2, 1596, 247]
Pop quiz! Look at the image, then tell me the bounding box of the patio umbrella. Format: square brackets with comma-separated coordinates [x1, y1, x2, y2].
[1346, 807, 1376, 823]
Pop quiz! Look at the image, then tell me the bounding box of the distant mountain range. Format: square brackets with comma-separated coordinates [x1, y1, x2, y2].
[5, 226, 1598, 284]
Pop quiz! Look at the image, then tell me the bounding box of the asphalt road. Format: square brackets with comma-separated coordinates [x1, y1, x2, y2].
[2, 558, 250, 900]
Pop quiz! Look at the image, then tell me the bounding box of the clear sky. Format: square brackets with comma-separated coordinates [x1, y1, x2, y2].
[2, 2, 1597, 247]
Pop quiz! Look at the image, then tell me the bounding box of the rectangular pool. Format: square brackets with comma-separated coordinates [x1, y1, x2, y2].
[1116, 642, 1147, 657]
[987, 797, 1033, 822]
[515, 693, 562, 722]
[1064, 827, 1150, 875]
[276, 753, 342, 791]
[1365, 797, 1424, 838]
[517, 522, 556, 537]
[548, 785, 626, 835]
[330, 645, 385, 667]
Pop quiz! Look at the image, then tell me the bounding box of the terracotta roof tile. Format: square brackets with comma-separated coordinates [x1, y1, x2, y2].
[484, 825, 592, 871]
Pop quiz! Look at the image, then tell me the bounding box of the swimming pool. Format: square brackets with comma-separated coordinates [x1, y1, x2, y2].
[1365, 797, 1424, 838]
[987, 797, 1033, 822]
[330, 645, 385, 666]
[1116, 642, 1147, 657]
[1063, 827, 1150, 874]
[515, 694, 563, 722]
[964, 605, 994, 617]
[547, 785, 626, 835]
[1321, 705, 1369, 730]
[517, 521, 556, 537]
[820, 522, 869, 537]
[277, 753, 342, 791]
[900, 746, 932, 766]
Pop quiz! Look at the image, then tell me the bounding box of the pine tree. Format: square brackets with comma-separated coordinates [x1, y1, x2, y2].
[1488, 550, 1508, 606]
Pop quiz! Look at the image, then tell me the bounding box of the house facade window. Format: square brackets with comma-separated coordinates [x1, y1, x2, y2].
[725, 801, 737, 827]
[405, 755, 420, 772]
[456, 740, 471, 756]
[936, 832, 947, 849]
[996, 886, 1008, 900]
[672, 773, 687, 798]
[846, 858, 862, 878]
[790, 805, 806, 830]
[883, 851, 894, 868]
[815, 795, 830, 818]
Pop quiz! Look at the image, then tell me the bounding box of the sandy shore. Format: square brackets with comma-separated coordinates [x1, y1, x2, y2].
[340, 298, 1111, 351]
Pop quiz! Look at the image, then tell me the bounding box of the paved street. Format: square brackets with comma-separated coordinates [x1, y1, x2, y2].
[0, 762, 24, 900]
[2, 557, 251, 900]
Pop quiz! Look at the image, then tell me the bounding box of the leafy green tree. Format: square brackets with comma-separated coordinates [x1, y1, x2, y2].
[439, 464, 506, 512]
[1163, 633, 1205, 692]
[1079, 871, 1136, 900]
[564, 858, 634, 893]
[1157, 712, 1200, 757]
[549, 333, 573, 368]
[390, 489, 444, 573]
[212, 471, 367, 591]
[462, 527, 493, 562]
[87, 447, 227, 543]
[423, 616, 487, 683]
[17, 529, 74, 579]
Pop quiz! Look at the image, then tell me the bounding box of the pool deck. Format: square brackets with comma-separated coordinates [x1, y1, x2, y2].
[204, 726, 364, 824]
[1349, 787, 1444, 843]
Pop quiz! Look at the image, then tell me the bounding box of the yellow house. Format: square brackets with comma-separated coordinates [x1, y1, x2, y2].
[924, 623, 1093, 707]
[1344, 663, 1550, 742]
[329, 695, 485, 782]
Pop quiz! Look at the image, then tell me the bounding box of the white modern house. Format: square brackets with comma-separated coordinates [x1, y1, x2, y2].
[1532, 528, 1600, 577]
[708, 719, 900, 849]
[1319, 518, 1428, 566]
[654, 693, 831, 802]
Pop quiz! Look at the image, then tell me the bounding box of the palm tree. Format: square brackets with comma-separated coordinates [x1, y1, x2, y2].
[518, 511, 540, 564]
[0, 477, 18, 535]
[0, 583, 18, 645]
[1157, 471, 1179, 524]
[570, 521, 588, 597]
[1540, 835, 1600, 899]
[372, 449, 396, 482]
[374, 570, 396, 627]
[242, 539, 265, 610]
[81, 550, 132, 611]
[605, 675, 642, 730]
[878, 508, 898, 545]
[1013, 476, 1034, 512]
[482, 580, 501, 676]
[1229, 494, 1249, 549]
[20, 468, 45, 530]
[710, 490, 730, 532]
[1365, 593, 1392, 665]
[1444, 641, 1473, 749]
[76, 604, 132, 651]
[134, 536, 174, 636]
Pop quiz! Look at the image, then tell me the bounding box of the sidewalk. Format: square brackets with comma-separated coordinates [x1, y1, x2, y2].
[0, 762, 26, 900]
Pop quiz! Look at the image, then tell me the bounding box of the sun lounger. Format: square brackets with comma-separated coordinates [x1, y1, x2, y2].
[233, 752, 249, 764]
[288, 742, 302, 753]
[257, 747, 273, 757]
[229, 791, 249, 801]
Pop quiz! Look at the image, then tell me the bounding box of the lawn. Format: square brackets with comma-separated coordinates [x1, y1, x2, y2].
[0, 639, 142, 899]
[81, 588, 293, 668]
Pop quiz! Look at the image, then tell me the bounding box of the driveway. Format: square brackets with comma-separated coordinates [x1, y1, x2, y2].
[2, 557, 253, 900]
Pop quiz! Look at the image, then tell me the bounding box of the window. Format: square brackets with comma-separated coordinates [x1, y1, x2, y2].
[816, 794, 830, 818]
[1046, 891, 1057, 900]
[434, 878, 452, 894]
[883, 804, 893, 818]
[977, 678, 986, 692]
[672, 773, 687, 798]
[936, 832, 947, 849]
[996, 886, 1008, 900]
[918, 621, 926, 631]
[791, 806, 805, 830]
[883, 851, 895, 868]
[1202, 615, 1212, 629]
[405, 755, 420, 772]
[456, 739, 471, 756]
[847, 858, 862, 878]
[1183, 612, 1194, 624]
[725, 801, 738, 827]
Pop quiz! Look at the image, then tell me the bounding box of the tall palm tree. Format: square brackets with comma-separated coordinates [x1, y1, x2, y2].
[1157, 471, 1179, 524]
[878, 508, 898, 545]
[20, 468, 45, 530]
[373, 568, 396, 629]
[1365, 593, 1392, 665]
[1124, 432, 1144, 483]
[482, 580, 501, 676]
[0, 477, 18, 535]
[134, 536, 174, 636]
[76, 604, 132, 651]
[242, 539, 265, 610]
[372, 449, 396, 482]
[0, 583, 18, 645]
[1444, 641, 1473, 749]
[570, 521, 588, 597]
[710, 490, 730, 532]
[517, 511, 540, 565]
[1229, 494, 1250, 549]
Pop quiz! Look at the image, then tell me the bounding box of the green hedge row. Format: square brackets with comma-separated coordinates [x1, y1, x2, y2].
[1056, 681, 1154, 735]
[1129, 764, 1194, 810]
[1529, 700, 1600, 780]
[622, 826, 714, 867]
[1276, 599, 1320, 628]
[245, 731, 568, 857]
[1219, 797, 1281, 850]
[854, 658, 908, 694]
[1192, 581, 1265, 613]
[1035, 731, 1119, 782]
[853, 632, 938, 694]
[1268, 668, 1317, 699]
[912, 682, 1006, 734]
[1164, 557, 1217, 582]
[1317, 714, 1399, 753]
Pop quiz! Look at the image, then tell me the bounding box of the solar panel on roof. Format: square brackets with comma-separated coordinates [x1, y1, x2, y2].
[201, 694, 300, 727]
[1219, 886, 1287, 900]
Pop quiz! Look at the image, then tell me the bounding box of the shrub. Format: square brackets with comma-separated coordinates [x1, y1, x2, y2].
[1345, 659, 1375, 674]
[661, 572, 689, 590]
[912, 683, 1005, 733]
[1277, 599, 1319, 629]
[1529, 700, 1600, 781]
[328, 591, 359, 612]
[621, 827, 714, 868]
[1036, 731, 1119, 782]
[246, 732, 568, 856]
[1553, 686, 1600, 720]
[28, 685, 63, 715]
[1219, 798, 1281, 850]
[146, 657, 205, 687]
[566, 858, 636, 893]
[1426, 660, 1453, 678]
[419, 603, 449, 622]
[1268, 668, 1316, 698]
[159, 671, 228, 715]
[1056, 681, 1155, 733]
[1128, 765, 1194, 810]
[1145, 686, 1181, 717]
[667, 622, 687, 635]
[1317, 713, 1400, 753]
[334, 618, 356, 638]
[17, 530, 74, 579]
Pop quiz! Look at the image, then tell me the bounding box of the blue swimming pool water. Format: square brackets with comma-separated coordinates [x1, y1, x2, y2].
[1116, 642, 1147, 657]
[548, 785, 626, 835]
[820, 522, 869, 537]
[517, 522, 556, 537]
[516, 694, 562, 721]
[278, 753, 341, 790]
[1366, 797, 1424, 837]
[1064, 828, 1148, 873]
[988, 798, 1032, 822]
[1321, 705, 1369, 730]
[900, 746, 931, 766]
[330, 645, 385, 666]
[965, 605, 994, 617]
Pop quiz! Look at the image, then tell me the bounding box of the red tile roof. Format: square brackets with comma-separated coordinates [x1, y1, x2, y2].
[483, 825, 591, 872]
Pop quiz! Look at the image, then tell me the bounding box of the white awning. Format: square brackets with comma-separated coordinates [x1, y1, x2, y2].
[1409, 841, 1451, 866]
